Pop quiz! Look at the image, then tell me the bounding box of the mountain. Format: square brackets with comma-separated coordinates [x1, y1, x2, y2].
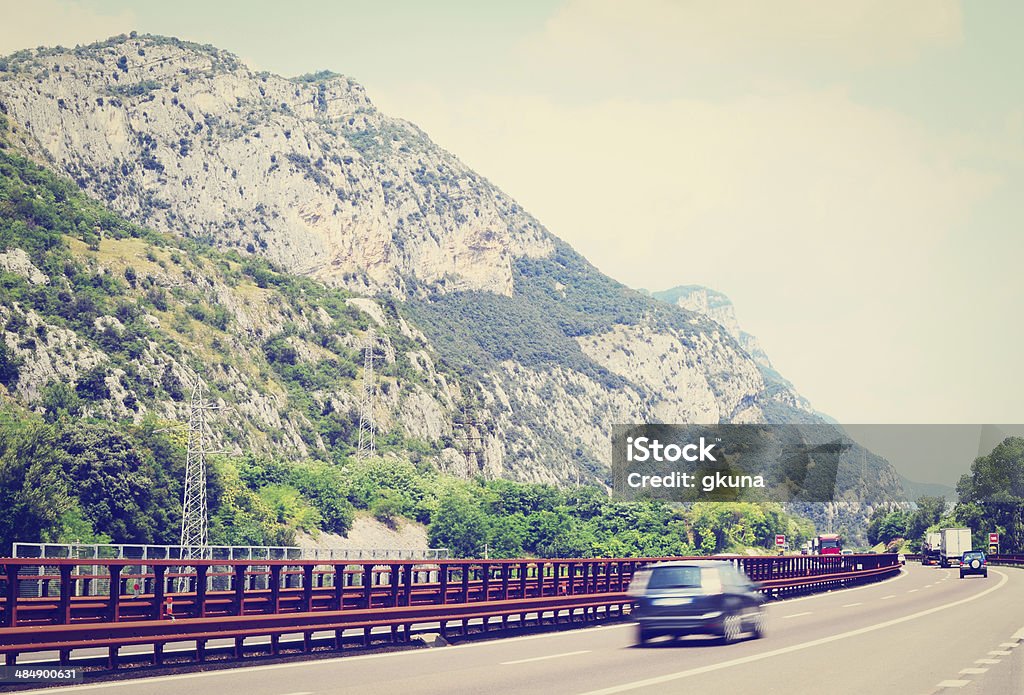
[899, 475, 955, 506]
[0, 34, 908, 539]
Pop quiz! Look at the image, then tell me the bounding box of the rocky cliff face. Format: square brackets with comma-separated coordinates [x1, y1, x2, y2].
[0, 35, 907, 536]
[0, 35, 551, 298]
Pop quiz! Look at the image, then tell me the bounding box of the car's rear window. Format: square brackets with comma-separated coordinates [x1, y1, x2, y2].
[647, 566, 702, 589]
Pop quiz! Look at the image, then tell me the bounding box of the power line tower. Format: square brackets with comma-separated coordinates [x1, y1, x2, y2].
[453, 405, 486, 478]
[180, 379, 219, 561]
[356, 330, 379, 458]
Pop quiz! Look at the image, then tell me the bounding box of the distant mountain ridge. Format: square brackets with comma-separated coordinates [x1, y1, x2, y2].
[0, 34, 909, 539]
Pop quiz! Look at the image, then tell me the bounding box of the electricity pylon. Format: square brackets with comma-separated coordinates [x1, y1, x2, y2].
[453, 404, 486, 478]
[180, 379, 219, 560]
[356, 330, 379, 458]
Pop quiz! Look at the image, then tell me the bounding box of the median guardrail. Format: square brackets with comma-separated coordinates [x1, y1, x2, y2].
[0, 553, 899, 670]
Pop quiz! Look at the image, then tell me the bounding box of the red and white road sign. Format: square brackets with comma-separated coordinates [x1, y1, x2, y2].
[989, 533, 999, 544]
[775, 534, 786, 547]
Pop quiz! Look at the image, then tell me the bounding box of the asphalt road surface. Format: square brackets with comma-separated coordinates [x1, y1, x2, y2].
[12, 563, 1024, 695]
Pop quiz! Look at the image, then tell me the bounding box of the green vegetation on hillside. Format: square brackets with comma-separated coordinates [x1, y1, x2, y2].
[405, 240, 721, 389]
[0, 398, 815, 557]
[868, 437, 1024, 553]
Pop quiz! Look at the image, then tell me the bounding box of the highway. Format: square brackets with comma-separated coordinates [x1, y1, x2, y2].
[13, 563, 1024, 695]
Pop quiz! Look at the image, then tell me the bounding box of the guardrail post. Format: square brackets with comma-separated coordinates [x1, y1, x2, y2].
[108, 564, 123, 622]
[153, 566, 166, 621]
[460, 563, 470, 603]
[439, 564, 449, 604]
[58, 564, 72, 625]
[269, 565, 281, 615]
[195, 565, 208, 618]
[481, 563, 490, 603]
[519, 562, 528, 599]
[402, 564, 413, 607]
[303, 564, 314, 612]
[234, 565, 246, 615]
[333, 565, 344, 610]
[4, 564, 18, 627]
[389, 564, 400, 608]
[362, 565, 373, 609]
[501, 563, 510, 601]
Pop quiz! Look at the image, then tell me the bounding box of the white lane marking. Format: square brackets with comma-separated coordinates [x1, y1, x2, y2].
[1014, 626, 1024, 641]
[925, 584, 934, 588]
[999, 642, 1019, 648]
[936, 680, 970, 687]
[841, 603, 862, 608]
[988, 650, 1011, 656]
[5, 614, 635, 693]
[279, 692, 313, 695]
[501, 649, 590, 665]
[881, 595, 895, 600]
[908, 589, 919, 593]
[975, 659, 1001, 664]
[782, 611, 812, 619]
[578, 569, 1010, 695]
[959, 668, 988, 674]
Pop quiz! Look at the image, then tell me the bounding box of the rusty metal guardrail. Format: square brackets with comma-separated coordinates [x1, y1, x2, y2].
[0, 554, 899, 670]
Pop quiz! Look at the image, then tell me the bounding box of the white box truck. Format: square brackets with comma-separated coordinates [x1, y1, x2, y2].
[940, 528, 972, 567]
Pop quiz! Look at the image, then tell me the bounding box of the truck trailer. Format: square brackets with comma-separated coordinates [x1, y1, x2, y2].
[940, 527, 972, 567]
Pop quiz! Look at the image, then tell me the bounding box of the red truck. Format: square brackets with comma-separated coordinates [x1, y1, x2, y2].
[813, 533, 842, 555]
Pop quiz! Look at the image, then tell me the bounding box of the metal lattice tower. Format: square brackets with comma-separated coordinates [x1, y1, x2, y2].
[356, 330, 379, 458]
[453, 404, 486, 478]
[180, 379, 215, 560]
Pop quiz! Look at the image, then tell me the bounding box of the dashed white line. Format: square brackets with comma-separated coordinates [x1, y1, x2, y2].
[988, 650, 1011, 656]
[975, 658, 1001, 665]
[501, 650, 590, 665]
[1000, 642, 1019, 648]
[841, 603, 862, 608]
[936, 680, 970, 688]
[578, 570, 1010, 695]
[959, 668, 988, 675]
[881, 595, 895, 600]
[783, 612, 812, 619]
[908, 589, 918, 593]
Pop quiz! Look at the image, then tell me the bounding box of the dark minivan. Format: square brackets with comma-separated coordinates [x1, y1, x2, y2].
[628, 560, 766, 644]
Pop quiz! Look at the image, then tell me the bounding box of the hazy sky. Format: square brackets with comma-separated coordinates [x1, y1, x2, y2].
[2, 1, 1021, 425]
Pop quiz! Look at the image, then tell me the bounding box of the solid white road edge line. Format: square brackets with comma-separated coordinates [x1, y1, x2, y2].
[501, 650, 590, 665]
[578, 569, 1010, 695]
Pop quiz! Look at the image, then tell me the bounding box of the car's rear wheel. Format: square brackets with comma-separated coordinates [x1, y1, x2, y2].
[721, 612, 742, 644]
[750, 610, 766, 639]
[636, 625, 652, 646]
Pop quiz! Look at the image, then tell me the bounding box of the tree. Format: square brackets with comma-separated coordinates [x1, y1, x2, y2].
[956, 437, 1024, 552]
[0, 415, 70, 552]
[429, 492, 488, 557]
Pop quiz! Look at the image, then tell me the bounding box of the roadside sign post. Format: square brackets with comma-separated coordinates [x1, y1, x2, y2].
[775, 534, 786, 554]
[988, 532, 999, 555]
